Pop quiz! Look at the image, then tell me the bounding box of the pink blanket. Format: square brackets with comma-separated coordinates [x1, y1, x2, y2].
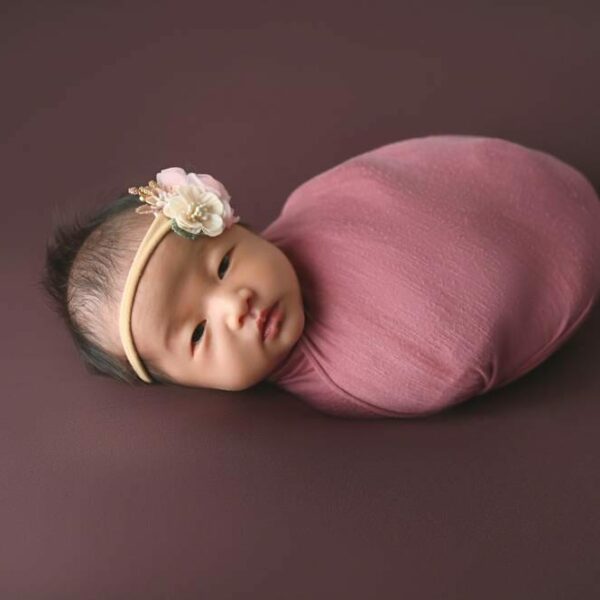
[261, 135, 600, 418]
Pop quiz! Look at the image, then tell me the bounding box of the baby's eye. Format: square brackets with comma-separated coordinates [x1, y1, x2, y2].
[218, 249, 232, 279]
[191, 323, 205, 346]
[192, 249, 233, 348]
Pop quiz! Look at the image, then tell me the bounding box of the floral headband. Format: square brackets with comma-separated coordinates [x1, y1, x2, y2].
[119, 167, 240, 383]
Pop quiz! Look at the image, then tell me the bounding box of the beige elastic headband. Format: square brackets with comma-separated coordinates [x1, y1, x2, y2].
[118, 214, 173, 383]
[119, 168, 239, 383]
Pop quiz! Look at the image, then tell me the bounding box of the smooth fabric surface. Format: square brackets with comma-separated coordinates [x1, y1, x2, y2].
[263, 135, 600, 418]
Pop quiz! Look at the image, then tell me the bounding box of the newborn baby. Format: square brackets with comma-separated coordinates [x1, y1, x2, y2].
[42, 135, 600, 418]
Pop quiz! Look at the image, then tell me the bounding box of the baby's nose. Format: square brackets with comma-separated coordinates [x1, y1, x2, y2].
[229, 289, 255, 328]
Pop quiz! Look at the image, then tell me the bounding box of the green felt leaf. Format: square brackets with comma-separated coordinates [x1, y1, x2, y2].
[171, 221, 200, 240]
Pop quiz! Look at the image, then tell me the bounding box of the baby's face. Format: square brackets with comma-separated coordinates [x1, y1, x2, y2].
[126, 222, 305, 390]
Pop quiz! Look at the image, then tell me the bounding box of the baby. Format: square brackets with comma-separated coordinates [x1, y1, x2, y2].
[42, 169, 306, 392]
[42, 135, 600, 418]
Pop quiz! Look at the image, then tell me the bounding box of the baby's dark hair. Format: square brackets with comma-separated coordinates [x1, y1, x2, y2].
[40, 191, 253, 386]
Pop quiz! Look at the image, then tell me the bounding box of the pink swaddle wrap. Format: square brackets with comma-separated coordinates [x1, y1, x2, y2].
[261, 135, 600, 418]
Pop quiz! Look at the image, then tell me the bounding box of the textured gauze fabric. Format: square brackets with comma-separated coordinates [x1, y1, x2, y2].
[260, 135, 600, 419]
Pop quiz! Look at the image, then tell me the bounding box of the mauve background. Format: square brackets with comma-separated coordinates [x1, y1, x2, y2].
[1, 1, 599, 598]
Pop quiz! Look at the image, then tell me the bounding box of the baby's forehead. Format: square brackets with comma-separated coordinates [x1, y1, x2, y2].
[129, 221, 243, 303]
[125, 229, 218, 358]
[134, 229, 205, 302]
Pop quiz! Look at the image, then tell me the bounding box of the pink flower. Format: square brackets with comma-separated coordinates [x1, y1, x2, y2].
[134, 167, 240, 239]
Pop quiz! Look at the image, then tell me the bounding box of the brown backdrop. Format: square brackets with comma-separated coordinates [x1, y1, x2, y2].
[2, 1, 599, 598]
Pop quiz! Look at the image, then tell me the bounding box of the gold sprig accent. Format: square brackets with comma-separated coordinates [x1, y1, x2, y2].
[128, 180, 168, 210]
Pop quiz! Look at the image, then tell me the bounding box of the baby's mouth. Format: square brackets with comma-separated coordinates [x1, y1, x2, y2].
[257, 302, 278, 338]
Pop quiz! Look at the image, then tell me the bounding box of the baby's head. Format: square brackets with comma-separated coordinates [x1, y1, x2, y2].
[41, 168, 305, 391]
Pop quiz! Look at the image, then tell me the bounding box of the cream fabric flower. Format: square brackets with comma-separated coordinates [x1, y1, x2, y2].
[132, 167, 240, 239]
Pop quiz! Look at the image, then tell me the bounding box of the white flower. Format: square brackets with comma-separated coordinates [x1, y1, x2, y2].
[134, 167, 240, 239]
[163, 183, 226, 237]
